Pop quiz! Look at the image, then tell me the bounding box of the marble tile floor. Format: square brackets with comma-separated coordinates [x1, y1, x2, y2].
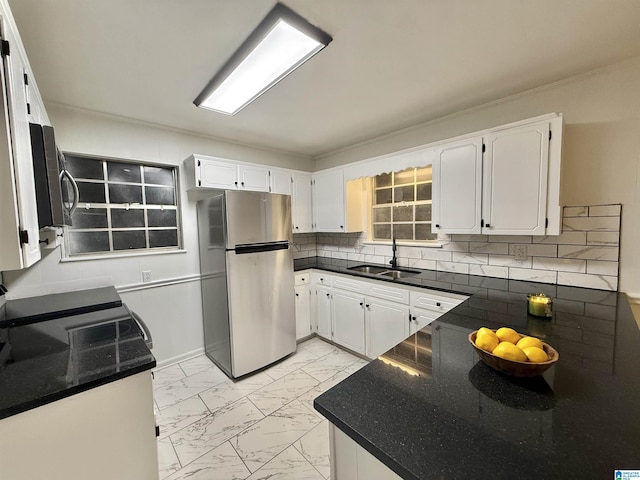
[154, 337, 369, 480]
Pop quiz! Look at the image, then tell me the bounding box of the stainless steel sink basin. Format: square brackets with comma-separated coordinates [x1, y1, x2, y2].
[347, 265, 389, 274]
[348, 265, 421, 279]
[378, 269, 420, 279]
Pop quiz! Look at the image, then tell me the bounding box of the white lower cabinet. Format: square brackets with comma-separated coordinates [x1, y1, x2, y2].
[307, 270, 468, 357]
[0, 372, 158, 480]
[366, 298, 409, 358]
[295, 284, 312, 340]
[316, 284, 333, 339]
[332, 290, 366, 355]
[330, 423, 402, 480]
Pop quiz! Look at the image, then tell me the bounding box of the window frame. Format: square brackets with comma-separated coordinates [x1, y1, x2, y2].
[62, 152, 183, 258]
[368, 166, 438, 244]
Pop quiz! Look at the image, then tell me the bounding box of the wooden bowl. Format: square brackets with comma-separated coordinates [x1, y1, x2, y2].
[468, 330, 559, 377]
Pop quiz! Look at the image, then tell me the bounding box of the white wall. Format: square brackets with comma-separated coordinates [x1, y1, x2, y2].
[316, 57, 640, 295]
[2, 104, 312, 366]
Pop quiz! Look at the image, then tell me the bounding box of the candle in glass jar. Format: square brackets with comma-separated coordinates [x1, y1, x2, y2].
[527, 293, 553, 318]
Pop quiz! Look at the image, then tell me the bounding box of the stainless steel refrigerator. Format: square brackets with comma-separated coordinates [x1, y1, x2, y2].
[196, 190, 295, 378]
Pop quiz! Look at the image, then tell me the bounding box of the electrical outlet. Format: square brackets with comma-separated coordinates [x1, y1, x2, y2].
[142, 271, 152, 283]
[514, 245, 528, 261]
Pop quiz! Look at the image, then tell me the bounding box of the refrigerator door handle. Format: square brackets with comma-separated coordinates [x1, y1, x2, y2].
[234, 242, 290, 255]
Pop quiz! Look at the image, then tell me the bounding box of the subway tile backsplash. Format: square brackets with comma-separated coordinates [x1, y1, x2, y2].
[293, 204, 621, 291]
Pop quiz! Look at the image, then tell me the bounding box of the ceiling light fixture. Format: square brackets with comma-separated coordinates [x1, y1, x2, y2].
[194, 2, 332, 115]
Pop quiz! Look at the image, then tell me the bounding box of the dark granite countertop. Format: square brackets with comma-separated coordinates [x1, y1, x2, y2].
[299, 257, 640, 479]
[0, 289, 155, 420]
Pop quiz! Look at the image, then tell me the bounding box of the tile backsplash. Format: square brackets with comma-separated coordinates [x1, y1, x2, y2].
[292, 204, 621, 291]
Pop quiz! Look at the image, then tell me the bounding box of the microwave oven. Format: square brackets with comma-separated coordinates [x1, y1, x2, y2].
[29, 123, 78, 227]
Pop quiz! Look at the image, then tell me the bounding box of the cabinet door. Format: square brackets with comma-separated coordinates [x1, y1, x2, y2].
[432, 138, 483, 234]
[312, 170, 344, 232]
[366, 299, 409, 359]
[316, 285, 332, 340]
[483, 122, 550, 235]
[292, 172, 313, 233]
[295, 285, 312, 340]
[199, 158, 239, 189]
[238, 165, 270, 192]
[410, 308, 439, 335]
[0, 26, 40, 269]
[270, 169, 292, 195]
[332, 290, 365, 354]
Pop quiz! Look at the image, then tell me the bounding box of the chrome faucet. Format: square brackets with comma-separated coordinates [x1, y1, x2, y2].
[389, 236, 398, 269]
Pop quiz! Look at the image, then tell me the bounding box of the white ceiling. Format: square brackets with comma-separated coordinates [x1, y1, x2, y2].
[8, 0, 640, 158]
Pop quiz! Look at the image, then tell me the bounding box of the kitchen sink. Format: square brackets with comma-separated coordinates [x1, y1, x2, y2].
[348, 265, 421, 279]
[348, 265, 390, 274]
[378, 269, 420, 279]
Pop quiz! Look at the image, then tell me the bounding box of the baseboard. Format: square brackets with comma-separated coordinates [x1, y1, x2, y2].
[626, 293, 640, 304]
[154, 347, 205, 370]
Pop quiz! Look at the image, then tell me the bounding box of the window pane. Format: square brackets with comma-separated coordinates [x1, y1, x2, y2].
[416, 167, 432, 183]
[149, 229, 178, 248]
[65, 156, 104, 180]
[69, 231, 109, 254]
[373, 207, 391, 223]
[393, 205, 413, 222]
[109, 184, 143, 204]
[394, 169, 414, 185]
[145, 186, 176, 205]
[415, 204, 432, 221]
[416, 224, 437, 241]
[144, 166, 174, 186]
[77, 181, 106, 203]
[72, 208, 108, 229]
[107, 162, 141, 183]
[375, 188, 392, 205]
[111, 209, 145, 228]
[112, 230, 146, 250]
[148, 209, 177, 227]
[375, 172, 392, 188]
[373, 224, 391, 240]
[394, 224, 413, 240]
[393, 185, 414, 203]
[416, 183, 432, 201]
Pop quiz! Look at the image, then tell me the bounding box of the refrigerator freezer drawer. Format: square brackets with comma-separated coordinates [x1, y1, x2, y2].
[226, 247, 295, 377]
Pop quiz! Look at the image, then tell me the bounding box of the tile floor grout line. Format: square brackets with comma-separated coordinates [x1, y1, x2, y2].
[227, 438, 253, 477]
[293, 441, 329, 480]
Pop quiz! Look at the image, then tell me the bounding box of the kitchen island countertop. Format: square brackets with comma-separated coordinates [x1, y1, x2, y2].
[296, 257, 640, 479]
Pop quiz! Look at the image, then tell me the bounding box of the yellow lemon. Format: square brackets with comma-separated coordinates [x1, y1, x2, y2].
[496, 327, 521, 345]
[475, 332, 499, 353]
[492, 342, 527, 362]
[477, 327, 498, 341]
[516, 336, 543, 350]
[523, 346, 548, 363]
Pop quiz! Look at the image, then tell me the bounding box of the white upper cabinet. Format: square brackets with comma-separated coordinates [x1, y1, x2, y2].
[483, 121, 550, 235]
[0, 9, 44, 270]
[270, 168, 292, 195]
[292, 172, 312, 233]
[238, 164, 269, 192]
[312, 169, 363, 233]
[432, 138, 483, 234]
[312, 169, 345, 232]
[431, 114, 562, 236]
[197, 157, 239, 189]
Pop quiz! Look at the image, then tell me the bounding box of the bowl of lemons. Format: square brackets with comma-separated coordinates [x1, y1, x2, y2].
[468, 327, 559, 377]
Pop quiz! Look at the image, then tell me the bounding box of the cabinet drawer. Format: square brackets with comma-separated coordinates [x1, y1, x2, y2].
[410, 290, 466, 313]
[366, 283, 409, 304]
[332, 276, 366, 294]
[295, 271, 311, 286]
[311, 272, 332, 286]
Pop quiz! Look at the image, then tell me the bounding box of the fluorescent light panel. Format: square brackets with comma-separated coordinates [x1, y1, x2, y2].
[194, 3, 332, 115]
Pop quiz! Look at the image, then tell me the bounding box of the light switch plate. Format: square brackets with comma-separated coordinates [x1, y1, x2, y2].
[514, 245, 528, 261]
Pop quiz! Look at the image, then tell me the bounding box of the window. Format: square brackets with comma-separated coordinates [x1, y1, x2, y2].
[64, 154, 181, 256]
[370, 166, 437, 242]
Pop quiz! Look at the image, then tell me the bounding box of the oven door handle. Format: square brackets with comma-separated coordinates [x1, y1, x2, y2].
[130, 310, 153, 350]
